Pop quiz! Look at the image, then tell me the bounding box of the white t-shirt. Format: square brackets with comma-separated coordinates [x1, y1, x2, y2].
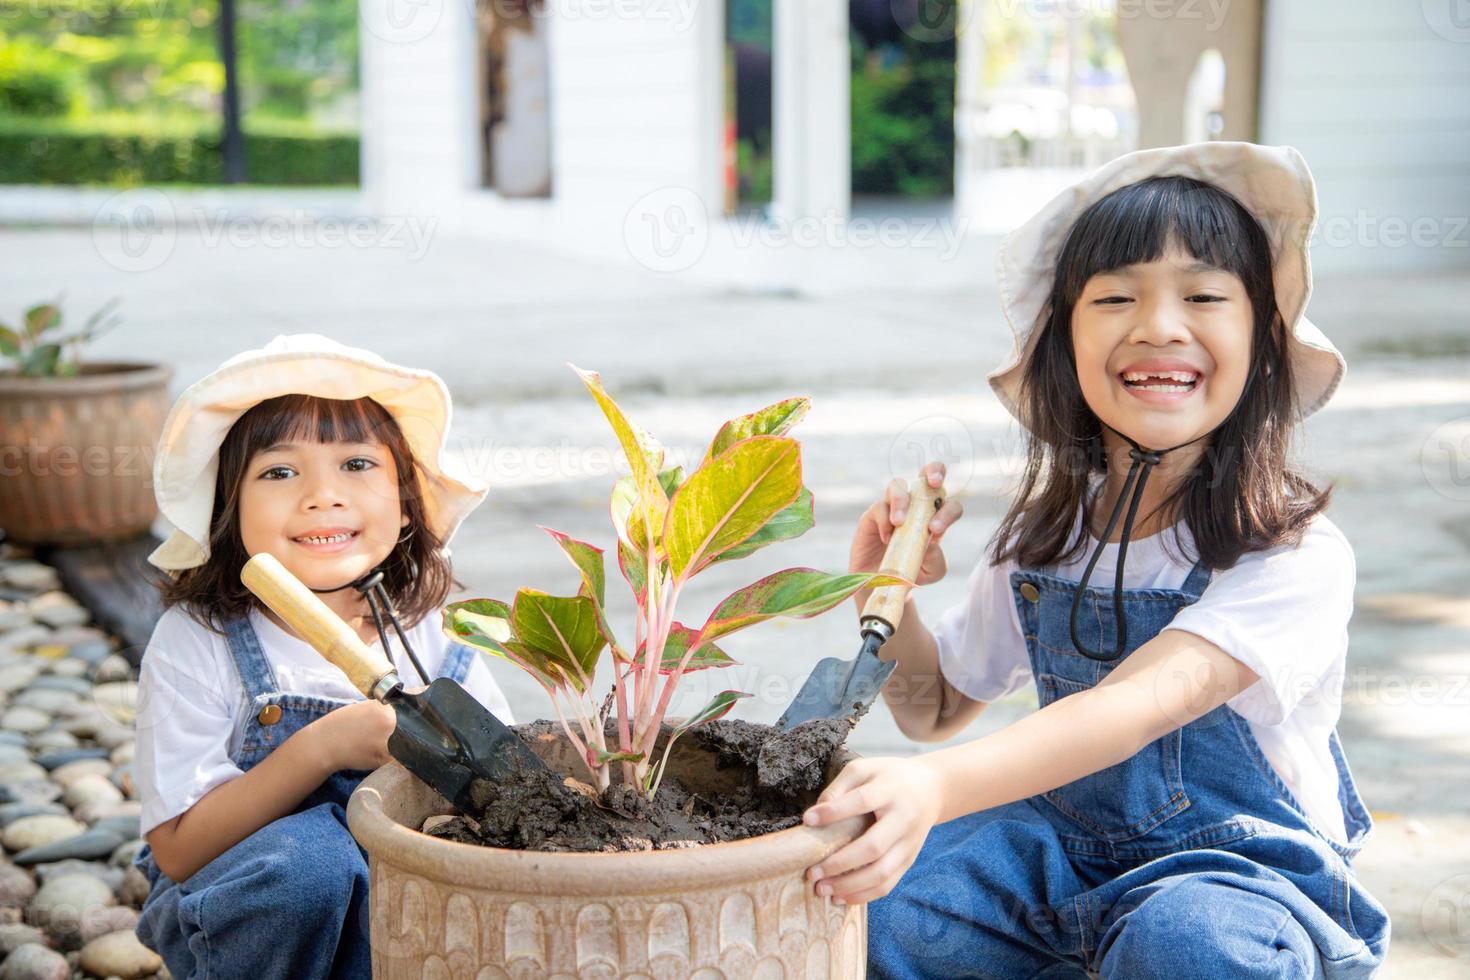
[135, 603, 515, 837]
[933, 493, 1355, 842]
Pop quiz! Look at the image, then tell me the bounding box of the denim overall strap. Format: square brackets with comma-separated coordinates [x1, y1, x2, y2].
[216, 615, 369, 795]
[222, 613, 282, 703]
[436, 641, 476, 684]
[1178, 558, 1210, 597]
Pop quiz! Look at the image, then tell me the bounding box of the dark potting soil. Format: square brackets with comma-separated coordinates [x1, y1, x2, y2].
[424, 717, 852, 853]
[752, 717, 856, 793]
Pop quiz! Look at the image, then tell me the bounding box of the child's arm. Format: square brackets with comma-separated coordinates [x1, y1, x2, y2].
[803, 627, 1258, 904]
[855, 594, 983, 742]
[145, 698, 396, 883]
[849, 462, 981, 741]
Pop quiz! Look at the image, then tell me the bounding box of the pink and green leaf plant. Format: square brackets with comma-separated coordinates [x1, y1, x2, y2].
[443, 365, 905, 799]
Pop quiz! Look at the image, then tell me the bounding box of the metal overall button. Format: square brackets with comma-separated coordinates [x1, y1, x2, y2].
[257, 704, 283, 726]
[1020, 582, 1041, 602]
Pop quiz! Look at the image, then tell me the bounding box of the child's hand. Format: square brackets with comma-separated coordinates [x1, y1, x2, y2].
[801, 756, 945, 905]
[311, 698, 398, 772]
[849, 461, 963, 584]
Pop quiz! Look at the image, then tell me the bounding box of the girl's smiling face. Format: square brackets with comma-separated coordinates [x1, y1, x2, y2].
[237, 437, 409, 592]
[1072, 239, 1254, 453]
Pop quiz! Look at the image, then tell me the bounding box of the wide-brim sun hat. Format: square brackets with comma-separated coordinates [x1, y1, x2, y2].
[148, 333, 487, 574]
[987, 140, 1346, 431]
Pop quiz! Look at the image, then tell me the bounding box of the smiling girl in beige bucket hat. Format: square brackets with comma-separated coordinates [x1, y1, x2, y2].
[127, 334, 514, 980]
[799, 142, 1391, 977]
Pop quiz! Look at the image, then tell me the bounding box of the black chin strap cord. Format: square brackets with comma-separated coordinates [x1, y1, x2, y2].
[1068, 360, 1260, 662]
[312, 567, 431, 686]
[1068, 436, 1190, 661]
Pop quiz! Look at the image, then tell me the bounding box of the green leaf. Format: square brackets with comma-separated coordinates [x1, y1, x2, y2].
[594, 749, 646, 765]
[0, 325, 21, 358]
[501, 640, 571, 691]
[647, 689, 755, 796]
[541, 527, 605, 605]
[573, 363, 669, 550]
[442, 599, 565, 691]
[541, 527, 631, 662]
[79, 297, 122, 343]
[663, 435, 802, 579]
[707, 396, 811, 460]
[699, 567, 909, 646]
[617, 539, 647, 597]
[609, 466, 683, 552]
[511, 589, 607, 694]
[673, 690, 752, 734]
[639, 622, 738, 674]
[443, 598, 512, 648]
[20, 344, 60, 378]
[23, 304, 59, 340]
[711, 486, 815, 563]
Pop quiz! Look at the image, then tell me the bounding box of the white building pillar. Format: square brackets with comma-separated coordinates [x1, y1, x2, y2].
[772, 0, 849, 224]
[953, 0, 987, 225]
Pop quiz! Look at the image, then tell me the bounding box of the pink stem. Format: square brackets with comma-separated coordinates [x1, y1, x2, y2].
[638, 580, 677, 718]
[549, 694, 597, 786]
[636, 580, 689, 761]
[635, 560, 663, 746]
[615, 664, 635, 786]
[632, 597, 647, 715]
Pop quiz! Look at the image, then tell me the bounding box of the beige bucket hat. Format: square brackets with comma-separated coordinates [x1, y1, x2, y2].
[148, 333, 488, 574]
[988, 140, 1346, 429]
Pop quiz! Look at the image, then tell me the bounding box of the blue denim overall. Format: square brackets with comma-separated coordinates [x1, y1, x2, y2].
[869, 561, 1390, 979]
[132, 614, 477, 980]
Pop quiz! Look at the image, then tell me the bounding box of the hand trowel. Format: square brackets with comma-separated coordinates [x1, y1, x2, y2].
[240, 552, 551, 814]
[757, 474, 944, 791]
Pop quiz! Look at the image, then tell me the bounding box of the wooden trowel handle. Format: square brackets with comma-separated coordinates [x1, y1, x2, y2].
[861, 475, 946, 633]
[240, 553, 400, 700]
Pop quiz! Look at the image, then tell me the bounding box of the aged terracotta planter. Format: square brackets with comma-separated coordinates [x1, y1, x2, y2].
[347, 726, 868, 979]
[0, 362, 172, 545]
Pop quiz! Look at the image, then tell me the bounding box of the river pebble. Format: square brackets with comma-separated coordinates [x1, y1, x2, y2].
[0, 556, 159, 978]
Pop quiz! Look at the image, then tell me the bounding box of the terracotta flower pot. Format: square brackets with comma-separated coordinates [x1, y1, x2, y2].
[0, 362, 173, 545]
[347, 725, 868, 979]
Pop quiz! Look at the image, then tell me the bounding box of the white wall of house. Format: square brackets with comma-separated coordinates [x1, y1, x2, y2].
[1259, 1, 1470, 273]
[360, 0, 726, 259]
[359, 0, 481, 217]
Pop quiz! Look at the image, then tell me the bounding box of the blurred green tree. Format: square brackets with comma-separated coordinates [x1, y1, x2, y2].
[0, 0, 359, 129]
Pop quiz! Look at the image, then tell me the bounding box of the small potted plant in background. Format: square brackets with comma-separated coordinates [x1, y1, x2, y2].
[346, 365, 903, 979]
[0, 296, 172, 545]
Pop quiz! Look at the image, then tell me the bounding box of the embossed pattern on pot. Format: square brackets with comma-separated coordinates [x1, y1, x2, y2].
[349, 745, 868, 979]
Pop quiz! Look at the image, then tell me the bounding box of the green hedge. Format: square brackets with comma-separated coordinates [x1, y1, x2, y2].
[0, 117, 359, 186]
